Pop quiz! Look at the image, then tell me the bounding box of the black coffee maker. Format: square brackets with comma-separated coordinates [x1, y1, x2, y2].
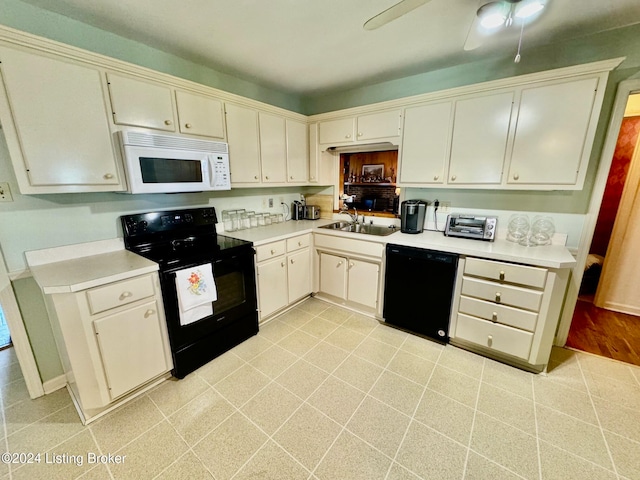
[400, 200, 427, 234]
[292, 200, 306, 220]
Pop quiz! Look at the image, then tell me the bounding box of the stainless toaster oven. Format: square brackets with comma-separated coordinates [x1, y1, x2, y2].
[444, 214, 497, 241]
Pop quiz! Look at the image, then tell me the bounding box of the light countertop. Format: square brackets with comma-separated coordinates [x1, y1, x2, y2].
[26, 241, 159, 294]
[228, 220, 576, 269]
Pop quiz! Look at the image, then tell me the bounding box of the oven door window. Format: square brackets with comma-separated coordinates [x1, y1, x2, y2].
[139, 157, 203, 183]
[213, 269, 245, 314]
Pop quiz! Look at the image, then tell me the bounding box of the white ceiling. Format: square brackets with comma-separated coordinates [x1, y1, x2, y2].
[19, 0, 640, 97]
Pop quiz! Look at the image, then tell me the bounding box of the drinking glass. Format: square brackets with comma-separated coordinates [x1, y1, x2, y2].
[507, 214, 530, 243]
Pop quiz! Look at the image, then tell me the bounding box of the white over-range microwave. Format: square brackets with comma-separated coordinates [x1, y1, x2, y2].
[119, 130, 231, 194]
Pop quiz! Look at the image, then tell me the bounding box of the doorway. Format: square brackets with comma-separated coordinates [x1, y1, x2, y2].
[566, 93, 640, 366]
[0, 304, 11, 349]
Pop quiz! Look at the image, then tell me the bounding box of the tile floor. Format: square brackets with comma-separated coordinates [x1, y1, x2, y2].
[1, 297, 640, 479]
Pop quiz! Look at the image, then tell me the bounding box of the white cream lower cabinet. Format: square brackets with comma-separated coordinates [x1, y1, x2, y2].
[43, 272, 172, 423]
[256, 234, 311, 322]
[450, 257, 569, 371]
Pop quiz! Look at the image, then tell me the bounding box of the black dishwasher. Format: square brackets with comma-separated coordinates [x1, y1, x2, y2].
[383, 244, 458, 343]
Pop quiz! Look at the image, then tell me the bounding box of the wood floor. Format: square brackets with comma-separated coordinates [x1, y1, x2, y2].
[567, 297, 640, 366]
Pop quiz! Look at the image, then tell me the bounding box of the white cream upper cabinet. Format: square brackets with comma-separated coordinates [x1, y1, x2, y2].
[356, 110, 402, 141]
[286, 119, 309, 183]
[0, 45, 123, 193]
[319, 109, 402, 145]
[106, 73, 176, 132]
[399, 101, 453, 184]
[448, 91, 514, 185]
[507, 76, 600, 187]
[225, 103, 261, 184]
[319, 117, 356, 144]
[175, 90, 225, 139]
[259, 112, 287, 183]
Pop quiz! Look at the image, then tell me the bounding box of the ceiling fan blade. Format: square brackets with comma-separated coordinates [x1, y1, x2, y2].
[463, 13, 485, 51]
[363, 0, 432, 31]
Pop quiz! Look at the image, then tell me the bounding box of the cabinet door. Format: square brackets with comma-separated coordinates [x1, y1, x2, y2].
[106, 73, 175, 131]
[319, 252, 348, 300]
[93, 301, 170, 399]
[259, 112, 287, 183]
[399, 102, 453, 184]
[257, 257, 288, 319]
[225, 103, 261, 184]
[356, 110, 402, 141]
[286, 119, 309, 183]
[0, 46, 121, 190]
[288, 249, 311, 302]
[175, 90, 225, 138]
[507, 77, 599, 186]
[347, 259, 380, 309]
[319, 117, 355, 144]
[448, 91, 514, 185]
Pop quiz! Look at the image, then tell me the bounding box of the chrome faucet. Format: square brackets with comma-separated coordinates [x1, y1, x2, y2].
[340, 205, 359, 224]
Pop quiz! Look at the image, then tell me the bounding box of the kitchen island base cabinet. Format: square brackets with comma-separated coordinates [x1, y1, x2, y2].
[43, 272, 173, 424]
[449, 257, 569, 372]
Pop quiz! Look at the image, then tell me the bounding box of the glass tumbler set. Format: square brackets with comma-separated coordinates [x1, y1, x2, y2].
[507, 214, 555, 246]
[221, 209, 284, 232]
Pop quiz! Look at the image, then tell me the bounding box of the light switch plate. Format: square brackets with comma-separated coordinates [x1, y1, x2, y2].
[0, 182, 13, 202]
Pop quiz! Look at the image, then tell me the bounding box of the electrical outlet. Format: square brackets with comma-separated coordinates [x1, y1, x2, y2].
[0, 182, 13, 202]
[268, 198, 273, 208]
[439, 201, 451, 213]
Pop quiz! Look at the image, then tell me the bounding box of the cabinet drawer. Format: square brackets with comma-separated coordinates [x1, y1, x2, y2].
[256, 240, 286, 262]
[459, 296, 538, 332]
[455, 313, 533, 360]
[461, 277, 542, 311]
[464, 257, 547, 288]
[86, 275, 155, 315]
[287, 234, 310, 253]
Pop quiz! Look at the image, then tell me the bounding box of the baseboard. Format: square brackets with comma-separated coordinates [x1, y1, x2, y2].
[42, 374, 67, 394]
[599, 302, 640, 317]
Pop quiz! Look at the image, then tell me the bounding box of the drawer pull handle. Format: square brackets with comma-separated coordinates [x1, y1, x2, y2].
[119, 291, 133, 300]
[487, 335, 493, 347]
[271, 249, 276, 255]
[492, 312, 498, 322]
[298, 241, 302, 246]
[495, 292, 501, 303]
[499, 270, 505, 281]
[144, 309, 155, 318]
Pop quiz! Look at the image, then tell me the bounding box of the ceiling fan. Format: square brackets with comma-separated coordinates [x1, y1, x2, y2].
[464, 0, 547, 56]
[363, 0, 432, 31]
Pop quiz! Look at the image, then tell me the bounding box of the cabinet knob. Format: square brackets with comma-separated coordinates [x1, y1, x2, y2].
[290, 258, 295, 264]
[349, 262, 355, 268]
[144, 309, 155, 318]
[357, 132, 363, 137]
[337, 261, 343, 267]
[492, 312, 498, 322]
[164, 120, 172, 126]
[119, 291, 133, 300]
[103, 173, 114, 180]
[254, 175, 259, 180]
[487, 335, 493, 347]
[513, 173, 520, 180]
[499, 270, 505, 281]
[433, 175, 439, 181]
[345, 134, 351, 139]
[310, 176, 315, 180]
[451, 175, 457, 181]
[298, 241, 302, 246]
[270, 249, 276, 255]
[265, 176, 269, 180]
[290, 175, 294, 180]
[495, 292, 501, 303]
[185, 123, 192, 129]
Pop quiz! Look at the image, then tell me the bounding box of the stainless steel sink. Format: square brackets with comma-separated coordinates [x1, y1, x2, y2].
[318, 221, 398, 236]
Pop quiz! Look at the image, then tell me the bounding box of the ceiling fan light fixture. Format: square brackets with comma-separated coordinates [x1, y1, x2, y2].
[478, 2, 509, 29]
[515, 0, 545, 19]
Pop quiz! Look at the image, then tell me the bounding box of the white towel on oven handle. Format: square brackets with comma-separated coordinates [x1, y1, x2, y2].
[174, 263, 217, 320]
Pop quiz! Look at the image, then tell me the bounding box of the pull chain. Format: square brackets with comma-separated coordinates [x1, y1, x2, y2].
[514, 20, 525, 63]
